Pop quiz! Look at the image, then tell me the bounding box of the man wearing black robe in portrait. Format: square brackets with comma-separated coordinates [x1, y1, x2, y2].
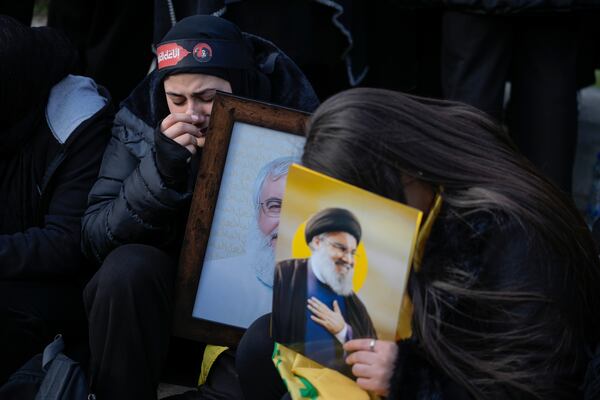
[272, 208, 376, 375]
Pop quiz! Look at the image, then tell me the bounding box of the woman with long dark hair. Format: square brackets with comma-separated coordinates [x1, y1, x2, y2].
[236, 87, 600, 399]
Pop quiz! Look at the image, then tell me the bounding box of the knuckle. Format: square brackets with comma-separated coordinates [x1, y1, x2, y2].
[166, 123, 182, 136]
[163, 114, 176, 126]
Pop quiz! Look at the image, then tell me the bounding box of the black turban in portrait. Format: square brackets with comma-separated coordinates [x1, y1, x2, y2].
[305, 208, 362, 245]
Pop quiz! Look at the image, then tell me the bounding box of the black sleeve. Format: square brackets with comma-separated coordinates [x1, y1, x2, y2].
[271, 262, 284, 341]
[154, 125, 193, 190]
[387, 222, 579, 399]
[0, 111, 111, 279]
[81, 117, 192, 265]
[347, 295, 377, 340]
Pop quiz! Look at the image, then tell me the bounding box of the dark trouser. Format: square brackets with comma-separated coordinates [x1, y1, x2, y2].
[442, 12, 578, 193]
[84, 244, 175, 400]
[235, 314, 287, 400]
[0, 279, 87, 384]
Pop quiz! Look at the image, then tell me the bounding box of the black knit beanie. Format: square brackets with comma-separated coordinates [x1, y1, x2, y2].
[155, 15, 270, 100]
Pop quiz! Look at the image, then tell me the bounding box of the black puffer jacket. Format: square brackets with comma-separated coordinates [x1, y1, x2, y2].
[387, 205, 598, 399]
[81, 33, 319, 264]
[1, 76, 112, 279]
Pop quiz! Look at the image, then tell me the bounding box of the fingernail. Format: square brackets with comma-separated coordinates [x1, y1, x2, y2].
[191, 114, 199, 121]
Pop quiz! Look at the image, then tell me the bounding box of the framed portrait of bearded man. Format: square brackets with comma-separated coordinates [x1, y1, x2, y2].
[173, 93, 308, 346]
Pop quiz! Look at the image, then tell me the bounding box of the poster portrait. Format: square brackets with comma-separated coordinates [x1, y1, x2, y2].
[271, 164, 422, 375]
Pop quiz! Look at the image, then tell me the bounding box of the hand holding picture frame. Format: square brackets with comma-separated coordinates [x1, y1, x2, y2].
[173, 93, 309, 346]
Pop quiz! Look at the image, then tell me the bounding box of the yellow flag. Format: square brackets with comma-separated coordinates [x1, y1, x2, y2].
[272, 343, 377, 400]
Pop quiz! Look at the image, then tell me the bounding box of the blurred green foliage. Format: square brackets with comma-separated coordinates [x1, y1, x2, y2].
[34, 0, 49, 16]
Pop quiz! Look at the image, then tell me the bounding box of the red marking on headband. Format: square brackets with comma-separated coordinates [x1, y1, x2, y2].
[157, 43, 190, 69]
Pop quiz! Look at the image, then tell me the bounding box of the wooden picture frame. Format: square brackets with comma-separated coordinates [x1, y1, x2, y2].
[173, 92, 310, 347]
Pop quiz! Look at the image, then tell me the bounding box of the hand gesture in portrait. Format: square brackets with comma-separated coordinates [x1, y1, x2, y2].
[344, 339, 398, 396]
[160, 112, 208, 154]
[307, 297, 346, 335]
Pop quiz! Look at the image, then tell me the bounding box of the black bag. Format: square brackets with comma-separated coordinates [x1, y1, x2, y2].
[0, 335, 91, 400]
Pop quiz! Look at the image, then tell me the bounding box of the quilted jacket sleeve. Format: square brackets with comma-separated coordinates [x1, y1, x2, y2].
[81, 108, 191, 264]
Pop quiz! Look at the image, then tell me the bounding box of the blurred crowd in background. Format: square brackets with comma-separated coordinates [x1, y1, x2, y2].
[2, 0, 600, 208]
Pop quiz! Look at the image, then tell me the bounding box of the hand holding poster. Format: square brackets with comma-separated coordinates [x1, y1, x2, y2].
[271, 164, 422, 381]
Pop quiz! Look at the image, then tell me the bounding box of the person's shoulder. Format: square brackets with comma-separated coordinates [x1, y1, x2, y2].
[112, 72, 163, 148]
[112, 105, 155, 147]
[276, 258, 307, 270]
[242, 33, 319, 112]
[275, 258, 309, 282]
[46, 75, 110, 145]
[118, 70, 164, 127]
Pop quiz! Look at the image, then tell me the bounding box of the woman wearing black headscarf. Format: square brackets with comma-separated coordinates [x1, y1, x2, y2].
[80, 15, 318, 399]
[0, 16, 112, 383]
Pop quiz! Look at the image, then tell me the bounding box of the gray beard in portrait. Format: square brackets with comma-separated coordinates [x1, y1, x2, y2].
[310, 245, 354, 296]
[246, 220, 278, 287]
